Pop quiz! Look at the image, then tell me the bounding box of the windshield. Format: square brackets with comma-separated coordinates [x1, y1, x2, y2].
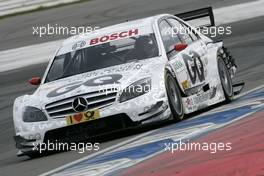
[45, 33, 159, 83]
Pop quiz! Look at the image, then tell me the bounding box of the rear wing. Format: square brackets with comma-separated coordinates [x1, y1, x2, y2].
[175, 7, 215, 27]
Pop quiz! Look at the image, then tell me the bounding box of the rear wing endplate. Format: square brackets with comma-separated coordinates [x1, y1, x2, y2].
[175, 7, 215, 27]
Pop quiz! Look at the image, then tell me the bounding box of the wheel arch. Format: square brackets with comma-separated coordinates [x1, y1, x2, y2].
[164, 65, 186, 97]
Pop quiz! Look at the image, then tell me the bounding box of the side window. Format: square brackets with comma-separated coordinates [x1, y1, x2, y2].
[167, 18, 198, 44]
[159, 20, 181, 53]
[181, 22, 198, 41]
[46, 55, 65, 82]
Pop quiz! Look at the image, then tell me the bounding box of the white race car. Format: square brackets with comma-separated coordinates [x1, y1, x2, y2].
[13, 7, 241, 157]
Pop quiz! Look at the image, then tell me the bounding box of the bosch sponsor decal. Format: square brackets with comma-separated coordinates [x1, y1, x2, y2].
[89, 29, 139, 46]
[56, 27, 154, 55]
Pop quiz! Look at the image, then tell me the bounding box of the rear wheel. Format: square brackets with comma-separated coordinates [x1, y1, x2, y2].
[165, 72, 184, 121]
[218, 57, 234, 102]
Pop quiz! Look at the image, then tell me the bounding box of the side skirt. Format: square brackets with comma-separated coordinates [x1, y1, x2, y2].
[182, 83, 226, 114]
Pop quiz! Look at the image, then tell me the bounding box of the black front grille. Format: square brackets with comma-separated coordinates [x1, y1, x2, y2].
[44, 113, 134, 143]
[45, 90, 117, 119]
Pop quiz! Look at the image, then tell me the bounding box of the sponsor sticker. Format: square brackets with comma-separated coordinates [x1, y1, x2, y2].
[174, 60, 184, 72]
[89, 29, 139, 45]
[66, 109, 100, 125]
[185, 98, 193, 111]
[193, 87, 217, 104]
[181, 80, 190, 90]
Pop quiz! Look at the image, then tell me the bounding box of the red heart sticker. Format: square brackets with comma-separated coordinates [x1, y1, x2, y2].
[73, 113, 82, 122]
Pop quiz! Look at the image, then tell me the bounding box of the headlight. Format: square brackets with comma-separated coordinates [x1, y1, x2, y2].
[23, 106, 47, 122]
[119, 77, 151, 102]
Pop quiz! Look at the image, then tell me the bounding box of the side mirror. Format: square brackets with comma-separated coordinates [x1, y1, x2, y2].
[174, 43, 188, 51]
[29, 77, 41, 85]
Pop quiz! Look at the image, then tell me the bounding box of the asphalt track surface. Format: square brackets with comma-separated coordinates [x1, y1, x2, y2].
[0, 0, 264, 175]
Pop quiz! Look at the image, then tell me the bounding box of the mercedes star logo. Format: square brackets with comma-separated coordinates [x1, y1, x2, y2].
[72, 97, 88, 112]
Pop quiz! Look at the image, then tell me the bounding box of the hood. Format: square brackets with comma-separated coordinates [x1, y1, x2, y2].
[34, 57, 165, 104]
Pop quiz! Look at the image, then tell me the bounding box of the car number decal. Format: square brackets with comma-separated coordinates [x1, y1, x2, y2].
[182, 51, 205, 84]
[47, 74, 122, 97]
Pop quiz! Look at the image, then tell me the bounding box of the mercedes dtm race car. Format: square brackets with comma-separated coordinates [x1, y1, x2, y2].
[13, 7, 242, 157]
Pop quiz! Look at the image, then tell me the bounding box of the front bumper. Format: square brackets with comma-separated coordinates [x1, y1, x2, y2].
[14, 135, 39, 157]
[14, 96, 170, 156]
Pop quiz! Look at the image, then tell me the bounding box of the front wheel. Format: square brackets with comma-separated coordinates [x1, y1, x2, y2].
[165, 72, 184, 121]
[218, 57, 234, 102]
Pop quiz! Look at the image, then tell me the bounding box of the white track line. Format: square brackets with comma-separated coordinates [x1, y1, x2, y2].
[0, 40, 60, 72]
[0, 0, 82, 17]
[214, 0, 264, 25]
[41, 85, 264, 176]
[1, 0, 264, 72]
[40, 130, 157, 176]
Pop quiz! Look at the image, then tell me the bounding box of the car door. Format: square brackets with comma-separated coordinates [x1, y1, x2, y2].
[158, 19, 190, 93]
[159, 18, 209, 93]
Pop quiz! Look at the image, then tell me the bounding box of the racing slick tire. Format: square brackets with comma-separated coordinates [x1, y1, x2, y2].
[218, 57, 234, 103]
[165, 72, 184, 121]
